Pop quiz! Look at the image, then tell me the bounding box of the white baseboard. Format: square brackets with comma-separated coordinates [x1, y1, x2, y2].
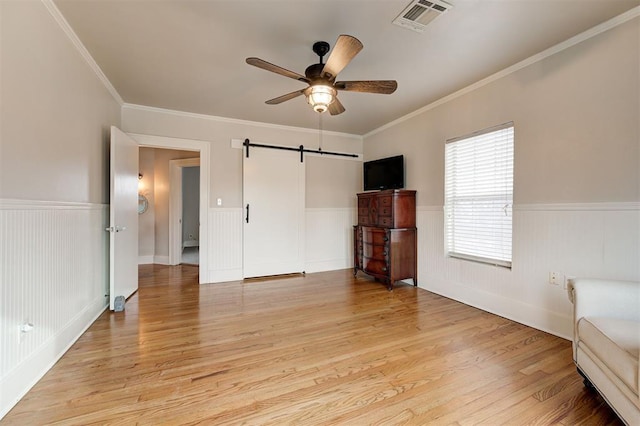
[138, 255, 154, 265]
[154, 255, 170, 265]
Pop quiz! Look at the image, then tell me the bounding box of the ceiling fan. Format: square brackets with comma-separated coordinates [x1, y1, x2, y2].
[246, 35, 397, 115]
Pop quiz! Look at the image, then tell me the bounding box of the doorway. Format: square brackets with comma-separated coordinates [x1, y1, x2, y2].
[131, 133, 210, 284]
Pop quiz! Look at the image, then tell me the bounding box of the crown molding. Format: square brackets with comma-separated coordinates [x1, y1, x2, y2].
[365, 6, 640, 138]
[122, 103, 363, 141]
[41, 0, 124, 105]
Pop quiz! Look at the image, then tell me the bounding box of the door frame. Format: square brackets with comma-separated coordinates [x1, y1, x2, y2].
[169, 158, 200, 265]
[130, 133, 210, 284]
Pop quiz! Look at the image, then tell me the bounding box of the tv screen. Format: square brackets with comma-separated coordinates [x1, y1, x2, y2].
[363, 155, 404, 191]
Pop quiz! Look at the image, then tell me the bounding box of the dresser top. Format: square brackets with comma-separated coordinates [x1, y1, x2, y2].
[357, 189, 416, 196]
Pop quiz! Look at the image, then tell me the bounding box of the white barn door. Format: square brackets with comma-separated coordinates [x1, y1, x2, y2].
[243, 147, 305, 278]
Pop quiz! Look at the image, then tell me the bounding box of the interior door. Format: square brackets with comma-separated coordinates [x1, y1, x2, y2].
[108, 126, 139, 310]
[243, 146, 305, 278]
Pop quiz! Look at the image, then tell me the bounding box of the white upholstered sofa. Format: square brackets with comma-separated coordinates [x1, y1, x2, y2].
[567, 278, 640, 425]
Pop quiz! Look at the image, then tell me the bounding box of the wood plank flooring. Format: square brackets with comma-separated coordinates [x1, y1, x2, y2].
[2, 265, 622, 425]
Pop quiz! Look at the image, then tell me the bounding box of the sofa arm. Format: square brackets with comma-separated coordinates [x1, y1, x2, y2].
[567, 278, 640, 362]
[567, 278, 640, 323]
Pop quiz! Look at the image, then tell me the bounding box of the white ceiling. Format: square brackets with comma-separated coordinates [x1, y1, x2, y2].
[54, 0, 639, 135]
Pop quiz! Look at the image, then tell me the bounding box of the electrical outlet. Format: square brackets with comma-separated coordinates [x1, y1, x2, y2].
[549, 271, 562, 285]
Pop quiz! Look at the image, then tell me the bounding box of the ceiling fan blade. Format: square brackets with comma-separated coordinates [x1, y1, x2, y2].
[246, 57, 309, 83]
[265, 89, 305, 105]
[322, 35, 363, 80]
[328, 97, 345, 115]
[335, 80, 398, 94]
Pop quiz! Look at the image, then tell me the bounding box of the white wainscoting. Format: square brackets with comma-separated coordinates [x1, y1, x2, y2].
[0, 199, 109, 419]
[416, 203, 640, 340]
[305, 208, 356, 273]
[208, 208, 244, 282]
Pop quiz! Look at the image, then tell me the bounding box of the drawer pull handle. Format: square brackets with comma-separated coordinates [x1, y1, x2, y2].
[381, 266, 388, 272]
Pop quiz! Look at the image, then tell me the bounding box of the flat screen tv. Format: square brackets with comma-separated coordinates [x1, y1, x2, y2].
[363, 155, 404, 191]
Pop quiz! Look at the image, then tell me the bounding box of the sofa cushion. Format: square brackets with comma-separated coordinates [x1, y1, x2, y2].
[578, 316, 639, 394]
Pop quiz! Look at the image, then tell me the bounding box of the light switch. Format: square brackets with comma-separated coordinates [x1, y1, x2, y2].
[217, 198, 222, 206]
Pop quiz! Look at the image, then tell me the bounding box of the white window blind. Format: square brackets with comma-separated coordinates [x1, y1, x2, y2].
[444, 122, 514, 268]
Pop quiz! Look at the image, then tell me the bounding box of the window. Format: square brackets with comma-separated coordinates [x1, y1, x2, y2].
[444, 122, 514, 268]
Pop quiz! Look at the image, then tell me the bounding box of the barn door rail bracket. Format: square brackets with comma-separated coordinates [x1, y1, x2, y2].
[243, 138, 358, 163]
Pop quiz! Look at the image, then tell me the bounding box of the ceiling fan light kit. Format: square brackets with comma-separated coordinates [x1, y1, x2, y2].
[246, 35, 397, 116]
[305, 84, 336, 113]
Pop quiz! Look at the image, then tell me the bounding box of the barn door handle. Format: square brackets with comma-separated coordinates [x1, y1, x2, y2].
[245, 204, 250, 223]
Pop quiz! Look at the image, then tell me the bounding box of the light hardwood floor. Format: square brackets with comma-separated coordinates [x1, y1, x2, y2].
[3, 265, 621, 425]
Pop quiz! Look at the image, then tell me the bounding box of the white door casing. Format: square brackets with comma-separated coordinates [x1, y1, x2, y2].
[243, 146, 305, 278]
[108, 126, 139, 310]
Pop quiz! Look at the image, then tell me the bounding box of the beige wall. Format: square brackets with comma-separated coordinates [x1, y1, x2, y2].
[365, 17, 639, 206]
[122, 107, 363, 209]
[306, 155, 362, 208]
[0, 1, 121, 203]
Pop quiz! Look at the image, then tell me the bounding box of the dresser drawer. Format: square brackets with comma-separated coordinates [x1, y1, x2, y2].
[363, 243, 388, 260]
[358, 197, 371, 208]
[378, 217, 393, 227]
[378, 196, 392, 207]
[361, 227, 389, 246]
[363, 257, 389, 275]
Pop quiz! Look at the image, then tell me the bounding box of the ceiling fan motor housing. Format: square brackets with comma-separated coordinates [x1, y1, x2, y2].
[305, 63, 325, 80]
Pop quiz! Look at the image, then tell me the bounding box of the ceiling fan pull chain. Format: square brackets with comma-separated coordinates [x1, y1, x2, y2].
[318, 113, 323, 154]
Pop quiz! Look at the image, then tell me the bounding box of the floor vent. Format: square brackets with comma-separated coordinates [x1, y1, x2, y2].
[393, 0, 453, 33]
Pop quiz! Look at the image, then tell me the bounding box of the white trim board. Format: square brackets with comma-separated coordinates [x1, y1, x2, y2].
[417, 202, 640, 213]
[0, 199, 106, 210]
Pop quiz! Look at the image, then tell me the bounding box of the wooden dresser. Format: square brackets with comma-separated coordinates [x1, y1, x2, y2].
[353, 189, 417, 290]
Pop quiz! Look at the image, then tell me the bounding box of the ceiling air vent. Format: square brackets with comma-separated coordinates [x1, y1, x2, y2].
[393, 0, 452, 33]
